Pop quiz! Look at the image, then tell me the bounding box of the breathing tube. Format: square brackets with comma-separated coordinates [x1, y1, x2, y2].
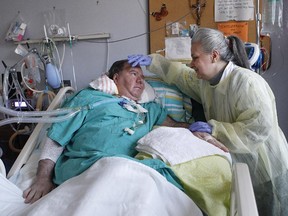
[0, 97, 125, 127]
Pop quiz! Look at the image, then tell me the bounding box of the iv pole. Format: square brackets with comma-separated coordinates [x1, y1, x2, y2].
[255, 0, 261, 74]
[255, 0, 261, 46]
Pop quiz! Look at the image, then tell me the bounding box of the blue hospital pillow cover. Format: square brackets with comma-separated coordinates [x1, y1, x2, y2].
[145, 76, 193, 123]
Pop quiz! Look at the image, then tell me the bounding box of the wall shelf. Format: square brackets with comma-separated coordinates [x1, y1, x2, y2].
[15, 33, 110, 45]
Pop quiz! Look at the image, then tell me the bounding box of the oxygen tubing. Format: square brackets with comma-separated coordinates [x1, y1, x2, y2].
[0, 105, 77, 117]
[0, 109, 80, 127]
[0, 97, 126, 127]
[8, 126, 30, 153]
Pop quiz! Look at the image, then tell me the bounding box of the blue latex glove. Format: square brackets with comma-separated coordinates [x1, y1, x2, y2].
[189, 121, 212, 134]
[128, 54, 152, 67]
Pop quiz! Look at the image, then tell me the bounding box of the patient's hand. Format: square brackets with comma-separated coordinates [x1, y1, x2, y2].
[23, 159, 56, 204]
[23, 177, 56, 204]
[192, 132, 229, 152]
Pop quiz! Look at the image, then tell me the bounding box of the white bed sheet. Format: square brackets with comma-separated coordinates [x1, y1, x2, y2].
[0, 157, 203, 216]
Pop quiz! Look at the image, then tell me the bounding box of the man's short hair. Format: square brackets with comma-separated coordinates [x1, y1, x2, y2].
[108, 59, 141, 79]
[108, 59, 129, 79]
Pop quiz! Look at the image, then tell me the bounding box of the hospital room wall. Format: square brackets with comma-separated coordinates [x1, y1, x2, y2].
[0, 0, 288, 138]
[0, 0, 149, 90]
[261, 2, 288, 139]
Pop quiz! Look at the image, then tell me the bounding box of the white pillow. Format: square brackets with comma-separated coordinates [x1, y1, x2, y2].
[137, 81, 156, 103]
[89, 74, 156, 103]
[89, 74, 118, 95]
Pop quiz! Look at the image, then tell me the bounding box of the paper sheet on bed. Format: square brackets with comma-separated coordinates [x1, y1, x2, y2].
[0, 157, 203, 216]
[136, 127, 232, 166]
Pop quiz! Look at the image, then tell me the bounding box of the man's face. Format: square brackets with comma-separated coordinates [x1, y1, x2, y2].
[113, 63, 145, 101]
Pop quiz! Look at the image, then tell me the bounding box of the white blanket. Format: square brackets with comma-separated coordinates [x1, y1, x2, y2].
[0, 157, 203, 216]
[136, 127, 232, 166]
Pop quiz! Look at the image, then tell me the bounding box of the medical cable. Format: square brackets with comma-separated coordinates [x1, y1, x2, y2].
[36, 91, 56, 111]
[53, 41, 65, 88]
[8, 126, 30, 153]
[106, 38, 110, 72]
[49, 39, 64, 88]
[67, 23, 77, 91]
[83, 10, 192, 44]
[137, 0, 147, 15]
[3, 68, 34, 112]
[40, 38, 63, 88]
[3, 67, 36, 112]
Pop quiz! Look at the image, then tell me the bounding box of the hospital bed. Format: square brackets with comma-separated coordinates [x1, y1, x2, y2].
[0, 82, 258, 216]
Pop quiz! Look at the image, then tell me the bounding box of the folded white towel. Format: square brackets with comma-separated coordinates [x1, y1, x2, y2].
[136, 127, 232, 166]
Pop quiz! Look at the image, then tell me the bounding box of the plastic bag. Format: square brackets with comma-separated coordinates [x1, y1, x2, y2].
[166, 21, 188, 37]
[43, 8, 67, 37]
[261, 0, 283, 34]
[5, 12, 27, 41]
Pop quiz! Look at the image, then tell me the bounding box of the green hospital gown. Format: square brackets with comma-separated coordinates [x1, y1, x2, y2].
[48, 88, 181, 189]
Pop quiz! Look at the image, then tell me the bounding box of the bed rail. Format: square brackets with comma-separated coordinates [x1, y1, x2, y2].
[7, 86, 75, 179]
[0, 159, 6, 176]
[230, 163, 259, 216]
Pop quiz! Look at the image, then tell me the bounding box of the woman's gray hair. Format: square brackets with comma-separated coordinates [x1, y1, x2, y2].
[191, 28, 250, 69]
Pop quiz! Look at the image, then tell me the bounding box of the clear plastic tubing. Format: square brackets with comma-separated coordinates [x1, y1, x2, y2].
[0, 98, 124, 127]
[0, 110, 80, 127]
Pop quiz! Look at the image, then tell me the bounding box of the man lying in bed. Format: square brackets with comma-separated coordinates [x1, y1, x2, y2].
[23, 59, 227, 204]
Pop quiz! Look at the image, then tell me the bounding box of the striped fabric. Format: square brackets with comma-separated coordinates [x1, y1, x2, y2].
[145, 76, 193, 123]
[89, 74, 118, 95]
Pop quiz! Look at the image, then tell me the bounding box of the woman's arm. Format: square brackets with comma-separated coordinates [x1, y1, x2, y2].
[161, 115, 190, 128]
[147, 54, 202, 103]
[161, 116, 229, 152]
